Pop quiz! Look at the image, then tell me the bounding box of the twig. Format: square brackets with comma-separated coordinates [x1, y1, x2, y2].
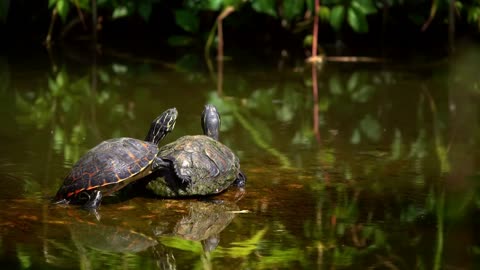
[421, 0, 437, 31]
[216, 6, 235, 61]
[74, 0, 87, 30]
[45, 8, 58, 47]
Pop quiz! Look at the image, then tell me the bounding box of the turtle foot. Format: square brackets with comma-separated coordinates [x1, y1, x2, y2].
[82, 190, 103, 210]
[232, 171, 247, 188]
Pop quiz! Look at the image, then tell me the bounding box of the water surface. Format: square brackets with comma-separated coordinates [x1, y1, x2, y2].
[0, 46, 480, 269]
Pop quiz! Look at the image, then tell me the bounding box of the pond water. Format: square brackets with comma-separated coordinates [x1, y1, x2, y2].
[0, 45, 480, 269]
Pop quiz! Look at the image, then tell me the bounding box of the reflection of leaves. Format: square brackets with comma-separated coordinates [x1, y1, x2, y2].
[329, 75, 343, 95]
[248, 88, 277, 117]
[160, 236, 203, 253]
[219, 227, 267, 257]
[347, 72, 360, 92]
[350, 128, 361, 144]
[207, 92, 235, 131]
[175, 54, 201, 72]
[257, 248, 305, 269]
[350, 85, 374, 103]
[389, 129, 403, 160]
[359, 114, 381, 142]
[276, 88, 302, 123]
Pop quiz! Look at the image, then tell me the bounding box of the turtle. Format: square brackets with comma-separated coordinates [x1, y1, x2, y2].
[53, 107, 178, 210]
[146, 104, 246, 197]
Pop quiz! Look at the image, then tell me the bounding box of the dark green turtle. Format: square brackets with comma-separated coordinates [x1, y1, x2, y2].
[147, 105, 246, 197]
[54, 108, 178, 209]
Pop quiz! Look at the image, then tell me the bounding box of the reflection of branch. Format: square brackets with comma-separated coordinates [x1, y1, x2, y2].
[92, 0, 97, 46]
[433, 191, 444, 270]
[233, 110, 291, 169]
[312, 64, 321, 143]
[422, 85, 451, 172]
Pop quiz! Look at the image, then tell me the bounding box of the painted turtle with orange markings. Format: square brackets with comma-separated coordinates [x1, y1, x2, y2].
[53, 108, 178, 210]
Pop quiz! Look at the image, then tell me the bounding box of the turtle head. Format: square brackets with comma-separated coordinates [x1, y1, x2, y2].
[201, 104, 220, 140]
[145, 107, 178, 144]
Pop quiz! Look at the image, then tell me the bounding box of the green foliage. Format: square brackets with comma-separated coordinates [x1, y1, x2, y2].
[18, 0, 478, 46]
[175, 9, 200, 33]
[251, 0, 277, 17]
[0, 0, 9, 22]
[282, 0, 304, 20]
[330, 6, 345, 31]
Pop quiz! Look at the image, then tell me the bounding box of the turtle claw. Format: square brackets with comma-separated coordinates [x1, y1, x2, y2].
[82, 190, 103, 210]
[232, 171, 247, 188]
[53, 198, 70, 205]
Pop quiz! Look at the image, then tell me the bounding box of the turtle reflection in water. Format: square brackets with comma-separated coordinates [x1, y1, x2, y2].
[67, 221, 177, 269]
[70, 222, 158, 253]
[154, 200, 239, 252]
[147, 105, 246, 197]
[54, 108, 178, 209]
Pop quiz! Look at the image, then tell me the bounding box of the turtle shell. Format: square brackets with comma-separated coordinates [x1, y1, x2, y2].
[55, 137, 158, 202]
[147, 135, 240, 197]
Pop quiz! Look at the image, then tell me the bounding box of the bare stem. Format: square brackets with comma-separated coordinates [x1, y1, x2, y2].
[74, 0, 87, 30]
[45, 8, 58, 47]
[311, 0, 320, 58]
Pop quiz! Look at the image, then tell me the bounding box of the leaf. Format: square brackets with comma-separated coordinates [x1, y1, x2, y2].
[56, 0, 70, 21]
[347, 7, 368, 33]
[303, 34, 313, 47]
[76, 0, 90, 9]
[112, 6, 129, 19]
[167, 35, 195, 47]
[352, 0, 376, 15]
[206, 0, 223, 10]
[305, 0, 314, 12]
[283, 0, 304, 20]
[138, 2, 152, 21]
[175, 9, 199, 33]
[48, 0, 57, 8]
[319, 6, 330, 21]
[223, 0, 243, 7]
[330, 6, 345, 31]
[251, 0, 276, 17]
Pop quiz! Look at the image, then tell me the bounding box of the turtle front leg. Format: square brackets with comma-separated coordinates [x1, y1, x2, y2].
[231, 170, 247, 188]
[152, 157, 172, 171]
[82, 190, 103, 210]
